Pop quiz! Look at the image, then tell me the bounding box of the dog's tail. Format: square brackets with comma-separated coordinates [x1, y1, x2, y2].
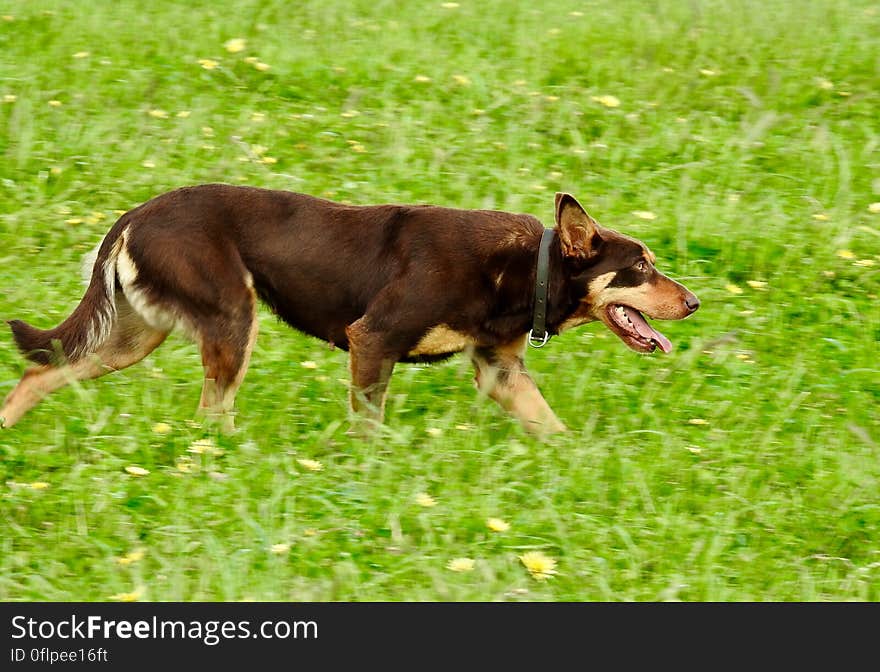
[8, 217, 129, 366]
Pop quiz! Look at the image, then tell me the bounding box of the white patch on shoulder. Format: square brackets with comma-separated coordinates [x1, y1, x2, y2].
[408, 325, 473, 357]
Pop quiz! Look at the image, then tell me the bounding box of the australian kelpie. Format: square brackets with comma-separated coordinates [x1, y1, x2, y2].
[1, 186, 698, 433]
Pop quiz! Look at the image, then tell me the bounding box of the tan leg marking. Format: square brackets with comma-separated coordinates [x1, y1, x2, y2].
[345, 318, 396, 433]
[407, 324, 473, 357]
[198, 290, 258, 433]
[471, 335, 567, 435]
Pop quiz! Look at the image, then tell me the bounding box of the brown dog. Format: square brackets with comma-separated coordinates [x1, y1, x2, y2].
[1, 185, 698, 433]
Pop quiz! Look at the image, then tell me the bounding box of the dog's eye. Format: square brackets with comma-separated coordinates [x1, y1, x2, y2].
[635, 260, 648, 272]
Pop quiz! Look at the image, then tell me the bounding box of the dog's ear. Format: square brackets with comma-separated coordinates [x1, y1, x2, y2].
[554, 193, 602, 259]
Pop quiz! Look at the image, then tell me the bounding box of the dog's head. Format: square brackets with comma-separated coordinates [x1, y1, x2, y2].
[554, 192, 699, 353]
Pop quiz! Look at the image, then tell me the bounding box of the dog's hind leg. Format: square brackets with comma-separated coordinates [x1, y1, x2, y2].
[196, 287, 258, 433]
[471, 335, 567, 435]
[0, 295, 168, 428]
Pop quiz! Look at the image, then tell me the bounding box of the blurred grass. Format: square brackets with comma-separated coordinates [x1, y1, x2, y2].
[1, 0, 879, 601]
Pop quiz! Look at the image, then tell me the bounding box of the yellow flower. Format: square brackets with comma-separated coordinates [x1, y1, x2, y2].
[686, 445, 703, 454]
[251, 111, 266, 122]
[176, 110, 191, 118]
[452, 74, 471, 86]
[415, 492, 436, 507]
[868, 203, 880, 214]
[297, 458, 323, 472]
[836, 249, 855, 259]
[2, 94, 16, 103]
[519, 551, 557, 580]
[487, 517, 510, 532]
[414, 75, 432, 83]
[188, 438, 223, 456]
[109, 589, 143, 602]
[340, 110, 360, 118]
[592, 94, 620, 108]
[303, 528, 318, 537]
[447, 558, 475, 572]
[148, 109, 168, 119]
[812, 213, 829, 221]
[124, 466, 149, 476]
[198, 58, 219, 70]
[48, 100, 62, 107]
[300, 360, 318, 369]
[270, 543, 290, 554]
[725, 283, 743, 295]
[152, 422, 172, 434]
[224, 38, 247, 53]
[116, 549, 145, 565]
[816, 77, 834, 90]
[699, 68, 718, 76]
[746, 280, 767, 290]
[688, 418, 709, 425]
[425, 427, 443, 437]
[175, 457, 194, 473]
[142, 160, 155, 169]
[632, 210, 657, 220]
[441, 2, 460, 8]
[253, 62, 271, 72]
[65, 218, 83, 225]
[29, 481, 50, 490]
[260, 156, 277, 165]
[202, 126, 214, 137]
[854, 259, 875, 267]
[73, 51, 90, 59]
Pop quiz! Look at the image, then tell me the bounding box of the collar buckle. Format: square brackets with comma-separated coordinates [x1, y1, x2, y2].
[528, 329, 550, 348]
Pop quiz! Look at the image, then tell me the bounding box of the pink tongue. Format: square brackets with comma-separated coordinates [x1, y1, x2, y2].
[623, 307, 673, 353]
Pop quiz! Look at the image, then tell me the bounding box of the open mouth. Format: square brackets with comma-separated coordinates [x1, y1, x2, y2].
[604, 304, 673, 354]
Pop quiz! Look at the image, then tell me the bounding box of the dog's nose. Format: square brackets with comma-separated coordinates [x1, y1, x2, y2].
[685, 293, 700, 314]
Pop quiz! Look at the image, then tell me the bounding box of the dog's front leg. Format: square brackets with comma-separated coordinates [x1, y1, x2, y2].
[345, 318, 397, 432]
[471, 338, 567, 435]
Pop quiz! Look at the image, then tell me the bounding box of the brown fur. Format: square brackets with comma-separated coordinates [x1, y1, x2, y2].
[1, 185, 699, 433]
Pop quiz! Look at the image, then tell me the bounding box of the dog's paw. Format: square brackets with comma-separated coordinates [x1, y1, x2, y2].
[346, 417, 382, 440]
[525, 418, 568, 436]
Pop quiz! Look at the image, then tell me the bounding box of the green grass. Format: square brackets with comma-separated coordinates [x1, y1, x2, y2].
[1, 0, 879, 601]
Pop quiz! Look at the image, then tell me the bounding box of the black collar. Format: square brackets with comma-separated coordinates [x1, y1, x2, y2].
[528, 228, 555, 348]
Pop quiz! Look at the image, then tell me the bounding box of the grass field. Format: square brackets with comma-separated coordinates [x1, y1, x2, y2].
[1, 0, 878, 601]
